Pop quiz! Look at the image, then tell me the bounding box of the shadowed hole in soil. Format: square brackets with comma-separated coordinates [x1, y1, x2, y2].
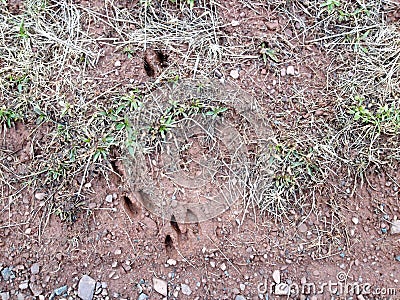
[143, 57, 155, 77]
[170, 214, 182, 236]
[155, 49, 168, 68]
[164, 234, 174, 254]
[123, 195, 141, 218]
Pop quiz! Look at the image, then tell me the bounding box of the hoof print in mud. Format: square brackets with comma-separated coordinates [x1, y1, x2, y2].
[123, 79, 271, 223]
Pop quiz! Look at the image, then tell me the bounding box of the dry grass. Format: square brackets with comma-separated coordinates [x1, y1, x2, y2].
[0, 0, 399, 241]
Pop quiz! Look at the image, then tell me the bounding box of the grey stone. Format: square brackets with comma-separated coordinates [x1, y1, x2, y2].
[54, 285, 68, 296]
[138, 293, 149, 300]
[0, 292, 10, 300]
[181, 283, 192, 296]
[391, 220, 400, 234]
[235, 296, 246, 300]
[31, 263, 40, 274]
[1, 267, 15, 281]
[29, 282, 43, 296]
[153, 277, 167, 296]
[78, 275, 96, 300]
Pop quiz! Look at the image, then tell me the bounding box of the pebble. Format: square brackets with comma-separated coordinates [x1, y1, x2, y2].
[220, 263, 227, 271]
[313, 270, 320, 276]
[300, 277, 307, 284]
[235, 296, 246, 300]
[390, 220, 400, 234]
[286, 65, 295, 76]
[239, 283, 245, 291]
[153, 277, 167, 296]
[78, 275, 96, 300]
[352, 217, 359, 225]
[105, 195, 113, 203]
[19, 282, 28, 290]
[114, 249, 122, 255]
[114, 60, 121, 67]
[272, 270, 280, 284]
[231, 20, 240, 27]
[298, 223, 307, 233]
[54, 285, 68, 296]
[137, 294, 149, 300]
[0, 292, 10, 300]
[230, 69, 239, 79]
[29, 282, 43, 296]
[280, 68, 286, 76]
[181, 284, 192, 296]
[167, 259, 177, 266]
[34, 192, 46, 200]
[31, 263, 40, 274]
[1, 267, 15, 281]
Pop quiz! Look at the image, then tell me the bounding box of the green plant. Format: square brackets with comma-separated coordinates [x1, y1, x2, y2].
[349, 97, 400, 134]
[123, 47, 135, 59]
[205, 106, 228, 119]
[260, 42, 279, 63]
[321, 0, 341, 13]
[0, 106, 20, 127]
[18, 19, 29, 38]
[187, 0, 194, 9]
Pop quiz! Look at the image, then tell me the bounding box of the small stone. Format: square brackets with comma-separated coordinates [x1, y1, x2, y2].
[29, 283, 43, 296]
[153, 277, 167, 296]
[34, 192, 46, 200]
[181, 284, 192, 296]
[230, 69, 239, 79]
[390, 220, 400, 234]
[298, 223, 307, 233]
[313, 270, 320, 276]
[78, 275, 96, 300]
[114, 60, 121, 67]
[24, 228, 32, 235]
[166, 259, 177, 266]
[235, 296, 246, 300]
[286, 65, 295, 76]
[280, 68, 286, 77]
[0, 292, 10, 300]
[54, 285, 68, 296]
[105, 195, 113, 203]
[355, 259, 360, 266]
[114, 249, 122, 255]
[352, 217, 359, 225]
[1, 267, 15, 281]
[220, 263, 227, 271]
[31, 263, 40, 275]
[239, 283, 245, 291]
[272, 270, 280, 284]
[137, 293, 149, 300]
[210, 261, 216, 268]
[19, 282, 28, 290]
[300, 277, 307, 285]
[231, 20, 240, 27]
